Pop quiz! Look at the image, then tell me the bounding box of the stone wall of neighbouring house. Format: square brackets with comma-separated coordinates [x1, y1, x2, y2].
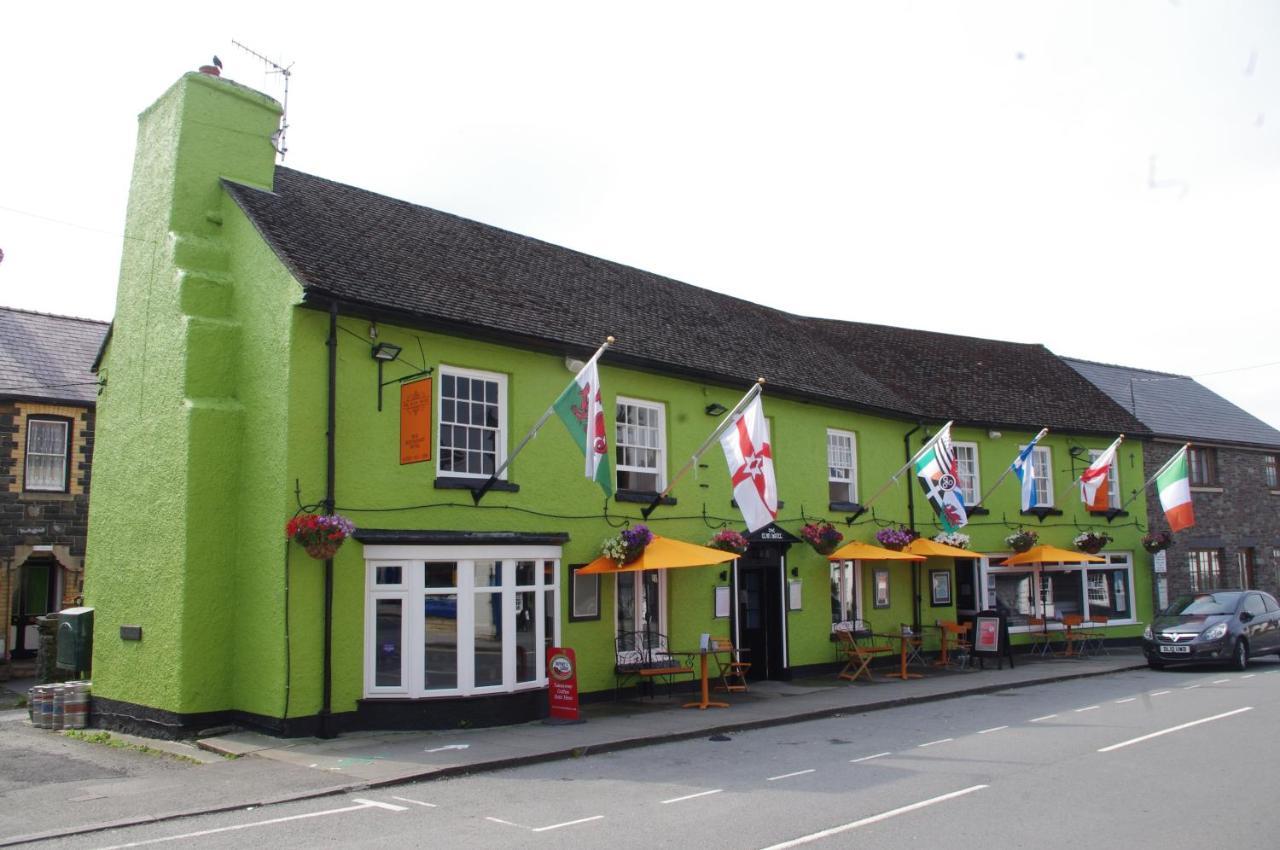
[1145, 440, 1280, 606]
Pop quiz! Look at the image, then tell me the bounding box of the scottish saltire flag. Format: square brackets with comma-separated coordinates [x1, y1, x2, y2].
[1011, 430, 1047, 511]
[720, 394, 778, 532]
[1080, 436, 1123, 511]
[914, 423, 968, 532]
[553, 359, 613, 497]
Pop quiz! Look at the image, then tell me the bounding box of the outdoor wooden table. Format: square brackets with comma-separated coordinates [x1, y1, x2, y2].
[677, 649, 731, 710]
[873, 632, 923, 680]
[932, 621, 971, 667]
[1055, 615, 1084, 657]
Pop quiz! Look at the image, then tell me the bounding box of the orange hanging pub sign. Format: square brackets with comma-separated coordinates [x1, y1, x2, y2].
[400, 377, 433, 464]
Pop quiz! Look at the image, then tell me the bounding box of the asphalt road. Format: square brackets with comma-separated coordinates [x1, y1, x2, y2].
[46, 660, 1280, 849]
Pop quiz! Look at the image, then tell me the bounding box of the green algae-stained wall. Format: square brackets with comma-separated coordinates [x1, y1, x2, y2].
[87, 71, 1151, 727]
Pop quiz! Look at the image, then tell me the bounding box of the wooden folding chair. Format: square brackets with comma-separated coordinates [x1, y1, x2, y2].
[835, 627, 893, 683]
[711, 637, 751, 693]
[1027, 617, 1057, 657]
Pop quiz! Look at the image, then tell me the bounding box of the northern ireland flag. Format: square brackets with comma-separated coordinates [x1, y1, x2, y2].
[1080, 436, 1122, 511]
[915, 424, 968, 532]
[553, 359, 613, 497]
[1156, 446, 1195, 531]
[720, 394, 778, 532]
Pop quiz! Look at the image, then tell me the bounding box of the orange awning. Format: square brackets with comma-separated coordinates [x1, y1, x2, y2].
[827, 540, 925, 562]
[998, 544, 1106, 566]
[577, 535, 742, 574]
[904, 538, 977, 559]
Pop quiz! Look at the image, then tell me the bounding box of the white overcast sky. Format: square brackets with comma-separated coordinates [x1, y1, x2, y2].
[3, 1, 1278, 429]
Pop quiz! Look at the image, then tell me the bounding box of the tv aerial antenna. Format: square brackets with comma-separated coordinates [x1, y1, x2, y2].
[232, 39, 293, 160]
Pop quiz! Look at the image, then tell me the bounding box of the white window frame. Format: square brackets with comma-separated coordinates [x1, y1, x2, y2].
[951, 441, 980, 507]
[1023, 444, 1054, 507]
[980, 551, 1135, 631]
[25, 418, 69, 492]
[615, 396, 667, 492]
[1087, 447, 1121, 508]
[362, 545, 560, 698]
[436, 365, 507, 480]
[826, 429, 858, 503]
[615, 569, 668, 647]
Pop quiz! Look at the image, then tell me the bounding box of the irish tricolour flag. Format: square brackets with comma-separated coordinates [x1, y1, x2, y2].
[1156, 446, 1195, 532]
[553, 359, 613, 498]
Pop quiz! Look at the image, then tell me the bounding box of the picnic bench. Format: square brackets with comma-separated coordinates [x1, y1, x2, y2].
[615, 631, 694, 698]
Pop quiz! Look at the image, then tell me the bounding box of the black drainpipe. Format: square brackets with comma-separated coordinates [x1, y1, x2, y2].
[903, 422, 922, 632]
[317, 302, 338, 739]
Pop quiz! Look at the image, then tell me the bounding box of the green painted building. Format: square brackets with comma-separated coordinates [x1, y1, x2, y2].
[85, 71, 1153, 737]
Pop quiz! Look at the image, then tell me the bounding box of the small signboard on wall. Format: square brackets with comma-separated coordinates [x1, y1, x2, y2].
[400, 378, 433, 464]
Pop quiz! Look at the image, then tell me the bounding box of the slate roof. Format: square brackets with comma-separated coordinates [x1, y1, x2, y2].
[1064, 357, 1280, 449]
[225, 167, 1147, 437]
[0, 307, 108, 406]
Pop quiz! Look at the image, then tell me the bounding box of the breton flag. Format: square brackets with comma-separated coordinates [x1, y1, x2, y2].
[1079, 435, 1123, 511]
[1156, 446, 1195, 531]
[553, 357, 613, 497]
[720, 394, 778, 532]
[914, 423, 968, 532]
[1011, 429, 1048, 511]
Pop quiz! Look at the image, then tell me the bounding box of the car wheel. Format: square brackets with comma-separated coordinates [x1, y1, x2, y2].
[1232, 639, 1249, 672]
[1147, 658, 1165, 670]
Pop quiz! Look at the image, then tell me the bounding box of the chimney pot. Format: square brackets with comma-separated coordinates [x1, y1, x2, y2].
[198, 64, 221, 77]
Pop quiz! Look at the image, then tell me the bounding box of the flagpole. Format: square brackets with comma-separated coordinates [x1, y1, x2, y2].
[1119, 442, 1191, 512]
[471, 336, 614, 505]
[856, 420, 953, 514]
[976, 428, 1049, 506]
[641, 379, 764, 520]
[1069, 434, 1124, 486]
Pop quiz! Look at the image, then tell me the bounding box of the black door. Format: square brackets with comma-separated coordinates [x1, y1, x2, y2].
[737, 545, 787, 680]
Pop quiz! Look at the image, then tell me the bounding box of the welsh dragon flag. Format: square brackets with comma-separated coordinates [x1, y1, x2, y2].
[915, 424, 968, 532]
[553, 359, 613, 497]
[1156, 446, 1195, 532]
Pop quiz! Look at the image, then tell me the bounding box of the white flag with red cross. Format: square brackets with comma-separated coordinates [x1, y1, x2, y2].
[720, 394, 779, 532]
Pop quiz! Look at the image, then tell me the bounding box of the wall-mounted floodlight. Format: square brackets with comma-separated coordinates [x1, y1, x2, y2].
[705, 402, 728, 417]
[372, 342, 402, 362]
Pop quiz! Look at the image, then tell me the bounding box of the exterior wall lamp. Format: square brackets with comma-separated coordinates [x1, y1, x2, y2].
[372, 342, 431, 411]
[705, 402, 728, 416]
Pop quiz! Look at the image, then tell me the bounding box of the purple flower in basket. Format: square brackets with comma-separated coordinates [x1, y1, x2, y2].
[874, 526, 916, 550]
[621, 524, 654, 549]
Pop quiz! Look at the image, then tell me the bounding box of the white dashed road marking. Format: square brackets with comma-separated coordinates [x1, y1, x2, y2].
[767, 769, 816, 781]
[1098, 707, 1254, 753]
[978, 726, 1008, 734]
[851, 752, 891, 763]
[758, 785, 989, 849]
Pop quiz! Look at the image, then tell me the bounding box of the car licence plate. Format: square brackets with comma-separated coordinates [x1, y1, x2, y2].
[1160, 645, 1190, 654]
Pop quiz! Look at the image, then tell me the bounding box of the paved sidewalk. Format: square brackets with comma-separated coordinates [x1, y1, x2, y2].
[0, 650, 1144, 846]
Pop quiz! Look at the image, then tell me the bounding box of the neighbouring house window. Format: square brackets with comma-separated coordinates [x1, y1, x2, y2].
[1028, 445, 1054, 507]
[827, 429, 858, 504]
[615, 398, 666, 492]
[1265, 454, 1278, 489]
[1188, 447, 1217, 486]
[829, 559, 862, 630]
[616, 570, 666, 647]
[952, 442, 979, 506]
[1088, 447, 1121, 508]
[1187, 549, 1222, 591]
[983, 553, 1134, 629]
[362, 547, 559, 697]
[24, 417, 70, 492]
[437, 367, 506, 478]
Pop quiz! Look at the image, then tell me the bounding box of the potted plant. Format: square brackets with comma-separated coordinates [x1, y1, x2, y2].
[1005, 529, 1038, 553]
[874, 526, 917, 551]
[1142, 531, 1172, 554]
[286, 513, 356, 561]
[602, 523, 654, 565]
[1073, 530, 1112, 555]
[933, 531, 970, 549]
[708, 529, 750, 554]
[800, 521, 843, 555]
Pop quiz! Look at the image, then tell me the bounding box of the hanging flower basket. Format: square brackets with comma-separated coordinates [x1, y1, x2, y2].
[1142, 531, 1172, 554]
[933, 531, 970, 549]
[602, 524, 654, 565]
[708, 529, 750, 555]
[286, 513, 356, 561]
[1073, 531, 1112, 555]
[875, 526, 917, 551]
[1005, 529, 1038, 553]
[800, 522, 843, 555]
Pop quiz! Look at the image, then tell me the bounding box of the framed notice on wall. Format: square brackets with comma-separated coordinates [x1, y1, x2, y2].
[400, 378, 433, 464]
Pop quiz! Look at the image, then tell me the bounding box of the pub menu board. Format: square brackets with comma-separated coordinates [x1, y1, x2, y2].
[973, 614, 1003, 657]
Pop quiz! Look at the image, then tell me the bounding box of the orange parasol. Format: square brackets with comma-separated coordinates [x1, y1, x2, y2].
[577, 535, 742, 574]
[998, 544, 1105, 566]
[904, 538, 977, 559]
[827, 540, 925, 561]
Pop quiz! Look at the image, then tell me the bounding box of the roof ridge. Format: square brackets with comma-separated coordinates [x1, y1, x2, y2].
[0, 305, 110, 326]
